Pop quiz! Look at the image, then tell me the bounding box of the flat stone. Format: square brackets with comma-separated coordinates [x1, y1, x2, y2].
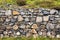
[18, 15, 23, 21]
[36, 16, 42, 22]
[43, 16, 49, 21]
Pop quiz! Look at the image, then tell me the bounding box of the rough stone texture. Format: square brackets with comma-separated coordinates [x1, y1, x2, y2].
[0, 8, 60, 38]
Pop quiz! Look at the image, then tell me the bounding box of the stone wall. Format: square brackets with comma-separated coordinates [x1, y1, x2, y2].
[0, 8, 60, 38]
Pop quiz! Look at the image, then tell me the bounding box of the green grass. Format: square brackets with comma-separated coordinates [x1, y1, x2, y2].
[0, 0, 60, 9]
[0, 36, 60, 40]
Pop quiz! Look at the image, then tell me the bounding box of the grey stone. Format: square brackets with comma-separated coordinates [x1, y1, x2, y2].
[49, 15, 55, 21]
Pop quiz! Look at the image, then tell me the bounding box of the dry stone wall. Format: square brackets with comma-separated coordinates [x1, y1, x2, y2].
[0, 8, 60, 38]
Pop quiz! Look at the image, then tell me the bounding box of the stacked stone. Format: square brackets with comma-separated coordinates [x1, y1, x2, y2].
[0, 8, 60, 38]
